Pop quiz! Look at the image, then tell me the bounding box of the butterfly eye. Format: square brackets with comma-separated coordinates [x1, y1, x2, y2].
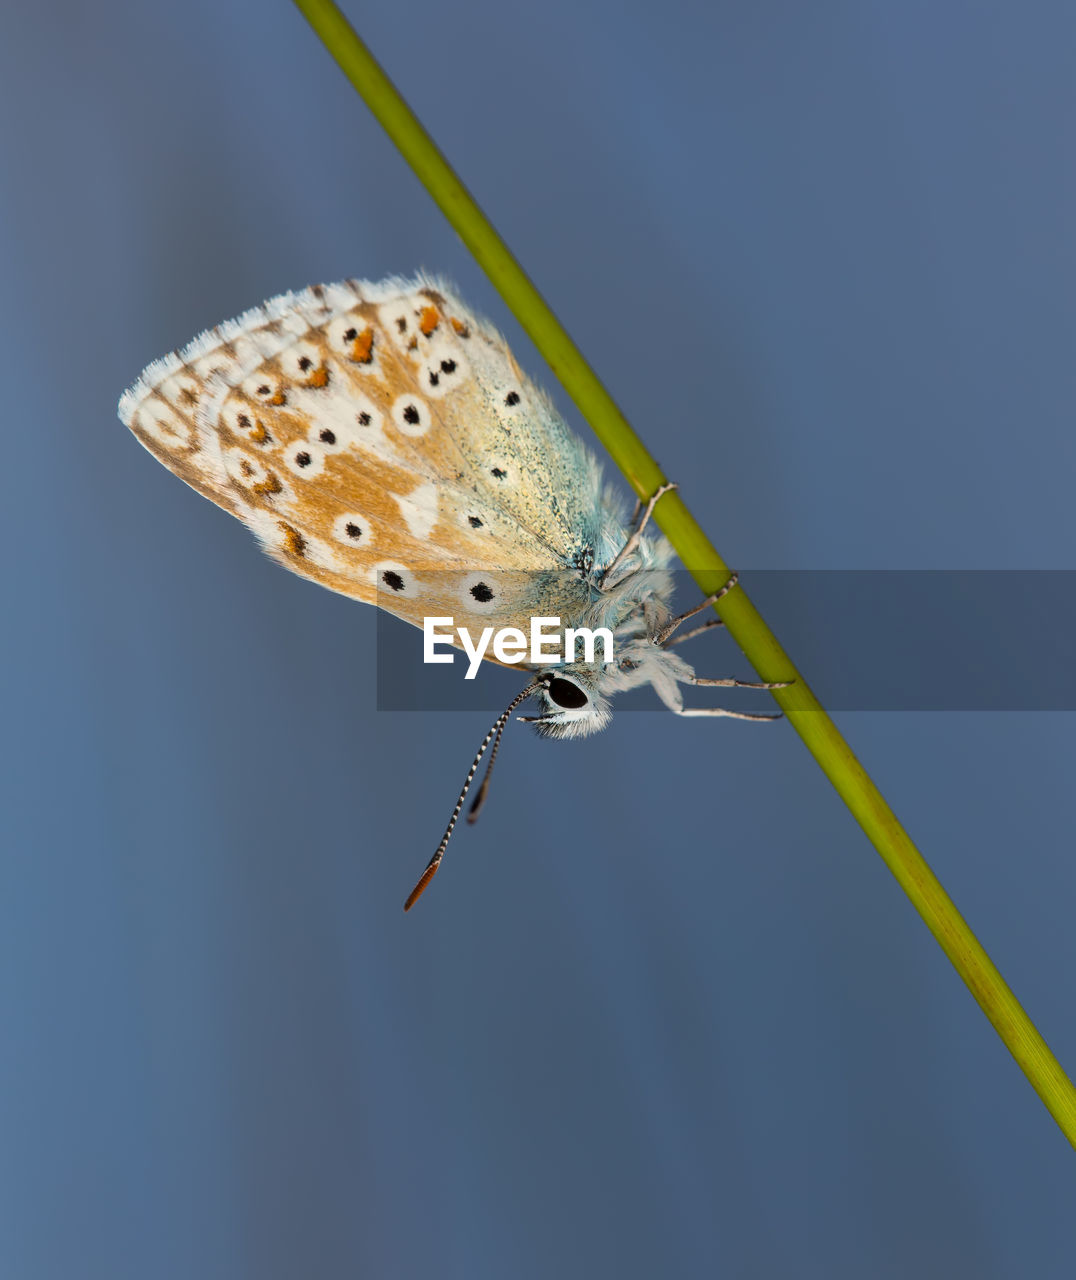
[548, 677, 588, 710]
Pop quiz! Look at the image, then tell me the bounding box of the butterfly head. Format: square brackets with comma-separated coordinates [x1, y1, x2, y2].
[520, 667, 613, 739]
[519, 631, 697, 738]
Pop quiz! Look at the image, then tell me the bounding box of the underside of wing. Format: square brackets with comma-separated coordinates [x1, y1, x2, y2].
[119, 276, 622, 638]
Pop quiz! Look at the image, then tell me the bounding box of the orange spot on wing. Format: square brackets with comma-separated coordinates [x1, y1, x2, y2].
[268, 390, 287, 406]
[450, 317, 470, 337]
[419, 304, 440, 336]
[279, 522, 306, 557]
[249, 419, 270, 444]
[351, 327, 375, 363]
[251, 471, 283, 498]
[305, 364, 330, 388]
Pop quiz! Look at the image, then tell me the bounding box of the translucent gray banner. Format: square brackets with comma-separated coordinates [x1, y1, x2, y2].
[375, 571, 1076, 711]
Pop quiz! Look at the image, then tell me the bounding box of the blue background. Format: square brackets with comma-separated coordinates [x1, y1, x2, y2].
[3, 2, 1074, 1276]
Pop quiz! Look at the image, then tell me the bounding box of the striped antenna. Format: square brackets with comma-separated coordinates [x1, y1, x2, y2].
[403, 683, 540, 911]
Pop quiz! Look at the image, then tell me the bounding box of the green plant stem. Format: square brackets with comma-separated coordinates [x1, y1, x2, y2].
[292, 0, 1076, 1147]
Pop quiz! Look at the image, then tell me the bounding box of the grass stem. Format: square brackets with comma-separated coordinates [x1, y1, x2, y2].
[292, 0, 1076, 1147]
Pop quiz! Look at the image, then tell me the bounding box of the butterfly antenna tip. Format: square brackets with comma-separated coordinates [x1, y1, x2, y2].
[402, 683, 539, 912]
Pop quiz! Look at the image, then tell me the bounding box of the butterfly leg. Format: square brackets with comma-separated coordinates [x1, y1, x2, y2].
[655, 571, 739, 645]
[690, 674, 792, 691]
[676, 705, 784, 722]
[676, 668, 792, 721]
[664, 618, 725, 648]
[601, 481, 678, 585]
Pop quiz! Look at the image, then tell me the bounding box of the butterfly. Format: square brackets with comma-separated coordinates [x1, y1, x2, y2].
[118, 275, 787, 908]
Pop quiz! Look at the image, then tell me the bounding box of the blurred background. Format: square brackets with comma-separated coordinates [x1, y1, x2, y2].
[2, 2, 1074, 1276]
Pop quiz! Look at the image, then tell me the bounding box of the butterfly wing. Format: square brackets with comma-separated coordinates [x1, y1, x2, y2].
[118, 276, 618, 641]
